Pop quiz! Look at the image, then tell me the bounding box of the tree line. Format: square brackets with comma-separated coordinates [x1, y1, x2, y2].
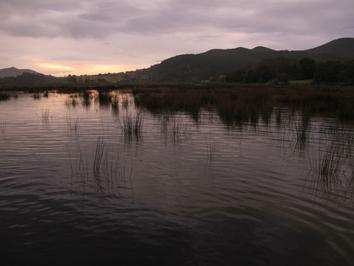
[225, 58, 354, 85]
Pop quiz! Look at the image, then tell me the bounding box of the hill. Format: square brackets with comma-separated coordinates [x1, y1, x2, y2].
[0, 67, 40, 78]
[139, 38, 354, 82]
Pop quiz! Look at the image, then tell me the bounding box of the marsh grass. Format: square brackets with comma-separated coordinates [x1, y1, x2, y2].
[41, 108, 50, 123]
[66, 116, 80, 135]
[119, 111, 144, 141]
[65, 96, 79, 107]
[98, 92, 112, 107]
[308, 144, 343, 193]
[294, 113, 311, 150]
[82, 90, 92, 108]
[159, 113, 188, 144]
[0, 93, 11, 102]
[111, 95, 119, 115]
[206, 142, 216, 162]
[133, 86, 354, 128]
[0, 121, 6, 134]
[33, 93, 41, 100]
[122, 97, 129, 110]
[68, 137, 133, 195]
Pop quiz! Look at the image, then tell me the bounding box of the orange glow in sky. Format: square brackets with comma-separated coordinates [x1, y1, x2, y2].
[36, 63, 146, 76]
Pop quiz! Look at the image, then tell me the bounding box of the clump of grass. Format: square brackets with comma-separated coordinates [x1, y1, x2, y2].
[120, 112, 144, 140]
[66, 116, 80, 135]
[98, 92, 112, 107]
[0, 93, 11, 102]
[82, 90, 92, 108]
[0, 121, 6, 134]
[170, 116, 186, 144]
[122, 97, 130, 109]
[93, 137, 105, 182]
[65, 97, 79, 107]
[68, 137, 133, 194]
[41, 108, 50, 123]
[160, 113, 187, 144]
[294, 113, 311, 150]
[308, 144, 343, 193]
[206, 142, 216, 162]
[33, 93, 41, 100]
[111, 95, 119, 114]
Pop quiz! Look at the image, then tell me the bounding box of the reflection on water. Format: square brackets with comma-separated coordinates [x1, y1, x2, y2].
[0, 90, 354, 265]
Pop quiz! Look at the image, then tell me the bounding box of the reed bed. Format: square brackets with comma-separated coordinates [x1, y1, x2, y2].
[133, 86, 354, 127]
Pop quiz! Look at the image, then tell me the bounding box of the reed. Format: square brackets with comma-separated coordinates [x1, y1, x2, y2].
[68, 136, 133, 194]
[33, 93, 41, 100]
[0, 93, 11, 102]
[309, 144, 343, 192]
[0, 121, 6, 134]
[120, 112, 144, 140]
[41, 108, 50, 123]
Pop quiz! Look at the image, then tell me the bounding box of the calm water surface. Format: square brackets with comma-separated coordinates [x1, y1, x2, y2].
[0, 91, 354, 265]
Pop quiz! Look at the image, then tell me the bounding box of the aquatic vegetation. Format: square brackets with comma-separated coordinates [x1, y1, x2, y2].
[33, 93, 41, 100]
[68, 136, 133, 195]
[98, 92, 112, 106]
[134, 86, 354, 128]
[93, 137, 105, 180]
[82, 90, 92, 108]
[111, 95, 119, 115]
[66, 116, 80, 135]
[308, 144, 343, 194]
[121, 96, 130, 109]
[120, 111, 144, 141]
[206, 142, 216, 162]
[294, 113, 311, 150]
[159, 113, 188, 144]
[0, 121, 6, 134]
[0, 93, 11, 102]
[41, 108, 50, 123]
[65, 97, 79, 107]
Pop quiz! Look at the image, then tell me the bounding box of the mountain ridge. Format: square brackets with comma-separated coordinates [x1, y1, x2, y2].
[138, 37, 354, 81]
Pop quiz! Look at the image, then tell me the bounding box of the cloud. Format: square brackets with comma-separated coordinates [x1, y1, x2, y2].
[0, 0, 352, 38]
[0, 0, 353, 74]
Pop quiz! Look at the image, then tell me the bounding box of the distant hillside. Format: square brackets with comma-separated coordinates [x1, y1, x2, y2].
[0, 67, 39, 78]
[306, 38, 354, 59]
[139, 38, 354, 82]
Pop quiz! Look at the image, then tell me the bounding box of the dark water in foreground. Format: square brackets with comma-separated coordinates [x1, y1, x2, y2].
[0, 92, 354, 266]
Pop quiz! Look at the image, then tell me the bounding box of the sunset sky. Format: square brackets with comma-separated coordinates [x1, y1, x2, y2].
[0, 0, 353, 76]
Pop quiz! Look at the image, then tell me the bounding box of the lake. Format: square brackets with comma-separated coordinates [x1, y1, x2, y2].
[0, 90, 354, 266]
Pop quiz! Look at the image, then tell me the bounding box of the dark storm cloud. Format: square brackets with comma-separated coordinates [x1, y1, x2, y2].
[0, 0, 353, 39]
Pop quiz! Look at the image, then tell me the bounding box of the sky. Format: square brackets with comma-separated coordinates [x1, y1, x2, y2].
[0, 0, 353, 76]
